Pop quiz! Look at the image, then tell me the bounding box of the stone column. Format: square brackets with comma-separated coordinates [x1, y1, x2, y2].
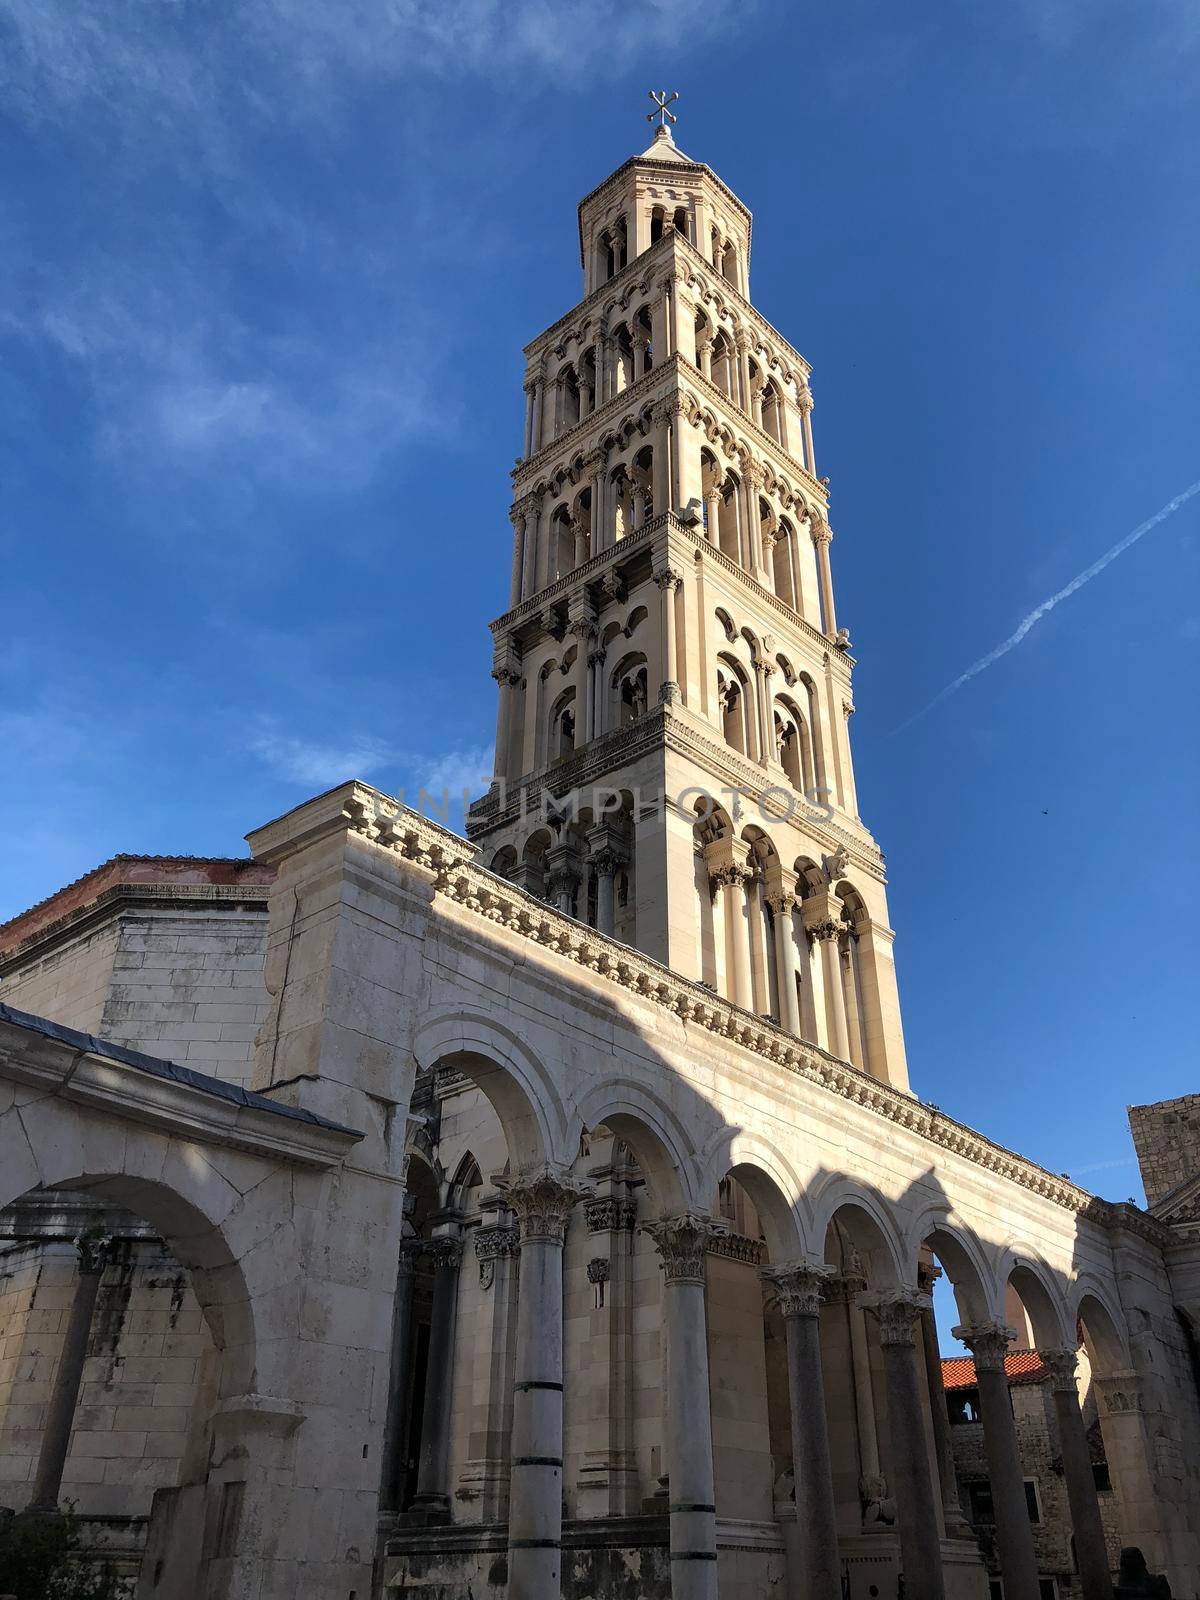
[840, 930, 866, 1072]
[523, 383, 535, 457]
[722, 866, 754, 1010]
[704, 486, 721, 545]
[916, 1264, 972, 1539]
[492, 666, 518, 781]
[699, 340, 713, 384]
[735, 328, 753, 415]
[809, 915, 850, 1060]
[502, 1167, 583, 1600]
[799, 388, 815, 476]
[955, 1322, 1041, 1600]
[763, 1262, 840, 1597]
[743, 463, 768, 583]
[753, 660, 773, 768]
[868, 1291, 947, 1600]
[1043, 1349, 1114, 1600]
[379, 1237, 423, 1514]
[644, 1214, 721, 1600]
[407, 1233, 465, 1522]
[812, 516, 838, 639]
[546, 842, 581, 918]
[766, 888, 801, 1036]
[28, 1232, 110, 1514]
[534, 374, 547, 450]
[655, 566, 682, 704]
[508, 508, 527, 607]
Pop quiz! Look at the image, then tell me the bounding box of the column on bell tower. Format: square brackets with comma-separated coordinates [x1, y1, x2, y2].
[468, 121, 910, 1093]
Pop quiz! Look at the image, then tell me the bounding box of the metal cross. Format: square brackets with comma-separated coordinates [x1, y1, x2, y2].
[647, 89, 679, 128]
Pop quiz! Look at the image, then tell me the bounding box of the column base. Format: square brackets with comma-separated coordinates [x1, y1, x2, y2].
[395, 1494, 452, 1528]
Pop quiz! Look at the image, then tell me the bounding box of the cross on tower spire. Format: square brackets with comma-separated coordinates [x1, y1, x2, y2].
[646, 89, 679, 129]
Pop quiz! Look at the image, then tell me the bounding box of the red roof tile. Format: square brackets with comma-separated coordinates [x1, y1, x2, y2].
[941, 1350, 1049, 1389]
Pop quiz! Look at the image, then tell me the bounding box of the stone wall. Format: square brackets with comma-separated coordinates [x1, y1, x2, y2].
[1130, 1094, 1200, 1208]
[0, 1232, 213, 1518]
[0, 921, 120, 1034]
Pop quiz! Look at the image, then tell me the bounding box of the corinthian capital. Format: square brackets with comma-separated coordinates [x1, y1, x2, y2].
[863, 1288, 933, 1347]
[643, 1212, 724, 1286]
[497, 1165, 587, 1243]
[761, 1260, 837, 1318]
[1040, 1347, 1081, 1394]
[953, 1321, 1016, 1374]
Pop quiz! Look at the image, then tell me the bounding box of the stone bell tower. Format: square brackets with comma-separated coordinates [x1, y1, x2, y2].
[468, 109, 910, 1092]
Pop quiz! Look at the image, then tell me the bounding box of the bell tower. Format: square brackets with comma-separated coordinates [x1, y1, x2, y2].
[468, 108, 910, 1092]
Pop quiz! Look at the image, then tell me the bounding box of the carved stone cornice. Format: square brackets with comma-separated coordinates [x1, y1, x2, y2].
[708, 1230, 764, 1266]
[497, 1165, 586, 1243]
[761, 1260, 837, 1318]
[474, 1225, 519, 1263]
[643, 1212, 724, 1286]
[953, 1321, 1014, 1374]
[325, 783, 1172, 1243]
[584, 1196, 638, 1233]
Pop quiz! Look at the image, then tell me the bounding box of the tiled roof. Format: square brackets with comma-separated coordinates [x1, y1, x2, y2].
[941, 1350, 1049, 1390]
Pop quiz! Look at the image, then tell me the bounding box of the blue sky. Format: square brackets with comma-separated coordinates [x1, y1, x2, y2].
[2, 0, 1197, 1228]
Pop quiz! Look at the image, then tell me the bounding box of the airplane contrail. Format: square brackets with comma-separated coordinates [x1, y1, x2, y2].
[892, 476, 1200, 735]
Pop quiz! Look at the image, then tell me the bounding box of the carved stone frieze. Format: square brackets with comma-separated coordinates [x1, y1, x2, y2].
[584, 1196, 638, 1234]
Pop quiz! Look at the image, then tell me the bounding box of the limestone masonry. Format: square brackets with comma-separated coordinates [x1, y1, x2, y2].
[1, 123, 1197, 1600]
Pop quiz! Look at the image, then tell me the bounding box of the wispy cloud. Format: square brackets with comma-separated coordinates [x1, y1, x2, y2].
[250, 728, 398, 787]
[249, 724, 493, 798]
[893, 477, 1200, 734]
[0, 0, 741, 495]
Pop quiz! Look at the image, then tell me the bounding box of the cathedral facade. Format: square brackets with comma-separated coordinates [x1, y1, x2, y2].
[0, 125, 1198, 1600]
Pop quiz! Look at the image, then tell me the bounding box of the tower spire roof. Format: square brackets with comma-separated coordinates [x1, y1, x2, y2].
[639, 122, 691, 163]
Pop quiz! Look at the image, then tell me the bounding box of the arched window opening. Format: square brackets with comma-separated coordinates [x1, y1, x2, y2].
[649, 206, 665, 245]
[836, 886, 870, 1074]
[630, 443, 654, 527]
[717, 661, 750, 756]
[761, 381, 785, 447]
[722, 240, 739, 287]
[610, 652, 649, 728]
[717, 473, 741, 563]
[550, 691, 577, 761]
[549, 505, 574, 583]
[613, 323, 635, 394]
[579, 348, 597, 416]
[673, 207, 689, 239]
[774, 711, 802, 792]
[557, 364, 580, 433]
[633, 305, 653, 377]
[773, 518, 798, 610]
[610, 466, 632, 542]
[710, 330, 735, 401]
[620, 667, 648, 724]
